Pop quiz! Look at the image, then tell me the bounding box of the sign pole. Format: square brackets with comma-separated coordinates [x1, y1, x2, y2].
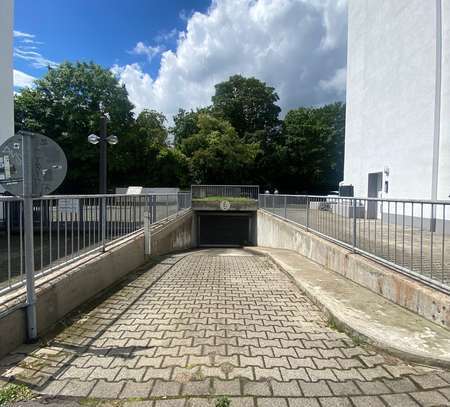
[22, 132, 38, 341]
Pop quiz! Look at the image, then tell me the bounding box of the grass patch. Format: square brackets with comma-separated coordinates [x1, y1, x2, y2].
[192, 196, 255, 203]
[215, 396, 231, 407]
[0, 384, 33, 406]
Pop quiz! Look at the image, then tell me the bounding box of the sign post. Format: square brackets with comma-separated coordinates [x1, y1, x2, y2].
[22, 132, 37, 341]
[0, 131, 67, 342]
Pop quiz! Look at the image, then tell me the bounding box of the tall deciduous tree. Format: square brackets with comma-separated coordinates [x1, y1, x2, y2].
[212, 75, 281, 143]
[14, 62, 134, 193]
[182, 114, 260, 184]
[279, 102, 345, 193]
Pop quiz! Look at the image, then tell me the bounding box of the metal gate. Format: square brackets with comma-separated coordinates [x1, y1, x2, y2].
[197, 212, 251, 247]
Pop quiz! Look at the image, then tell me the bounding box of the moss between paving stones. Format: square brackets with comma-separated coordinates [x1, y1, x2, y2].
[0, 384, 34, 406]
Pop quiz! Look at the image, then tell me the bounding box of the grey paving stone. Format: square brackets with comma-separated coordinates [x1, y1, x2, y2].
[328, 381, 361, 396]
[213, 379, 241, 396]
[182, 380, 213, 396]
[381, 393, 420, 407]
[243, 380, 271, 396]
[410, 374, 449, 390]
[257, 398, 288, 407]
[89, 379, 124, 398]
[410, 390, 450, 406]
[299, 381, 332, 397]
[319, 397, 352, 407]
[154, 400, 184, 407]
[357, 380, 392, 395]
[58, 380, 95, 397]
[287, 398, 320, 407]
[271, 380, 302, 397]
[120, 381, 153, 398]
[350, 395, 385, 407]
[151, 380, 182, 397]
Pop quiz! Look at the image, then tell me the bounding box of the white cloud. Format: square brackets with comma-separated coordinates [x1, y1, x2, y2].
[13, 69, 36, 88]
[13, 30, 35, 39]
[319, 67, 346, 94]
[113, 0, 348, 119]
[14, 48, 58, 69]
[130, 41, 163, 62]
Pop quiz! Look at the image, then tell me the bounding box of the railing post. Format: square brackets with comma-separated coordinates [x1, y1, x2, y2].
[306, 196, 310, 231]
[166, 194, 169, 218]
[352, 198, 357, 252]
[284, 195, 287, 218]
[101, 196, 106, 252]
[22, 132, 37, 342]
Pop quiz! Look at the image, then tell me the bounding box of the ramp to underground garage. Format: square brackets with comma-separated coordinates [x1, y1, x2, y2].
[191, 185, 259, 247]
[197, 211, 255, 247]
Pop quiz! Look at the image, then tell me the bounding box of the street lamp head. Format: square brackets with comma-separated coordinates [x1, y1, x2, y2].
[88, 134, 100, 145]
[106, 135, 118, 145]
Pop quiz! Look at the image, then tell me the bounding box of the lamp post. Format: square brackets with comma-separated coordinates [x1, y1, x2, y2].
[88, 114, 118, 194]
[88, 114, 118, 251]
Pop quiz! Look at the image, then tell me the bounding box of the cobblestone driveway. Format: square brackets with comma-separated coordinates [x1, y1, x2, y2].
[1, 249, 450, 406]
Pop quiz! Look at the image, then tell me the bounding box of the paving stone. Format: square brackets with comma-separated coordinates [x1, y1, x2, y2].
[410, 374, 449, 390]
[381, 393, 420, 407]
[154, 400, 184, 407]
[319, 397, 352, 407]
[357, 380, 392, 395]
[410, 390, 450, 406]
[287, 397, 320, 407]
[213, 378, 241, 396]
[182, 380, 213, 396]
[243, 380, 271, 396]
[383, 377, 418, 393]
[257, 398, 288, 407]
[150, 379, 181, 397]
[120, 381, 153, 398]
[299, 381, 332, 397]
[328, 381, 361, 396]
[59, 380, 96, 397]
[224, 397, 254, 407]
[350, 395, 385, 407]
[271, 380, 302, 396]
[89, 379, 124, 398]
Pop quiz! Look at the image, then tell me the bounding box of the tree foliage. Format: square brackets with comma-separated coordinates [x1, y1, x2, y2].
[14, 65, 345, 194]
[14, 62, 134, 193]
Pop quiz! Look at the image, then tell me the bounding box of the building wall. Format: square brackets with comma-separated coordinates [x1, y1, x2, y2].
[344, 0, 450, 201]
[0, 0, 14, 146]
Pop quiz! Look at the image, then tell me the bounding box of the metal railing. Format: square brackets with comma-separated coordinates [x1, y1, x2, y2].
[260, 194, 450, 293]
[191, 184, 259, 200]
[0, 192, 191, 296]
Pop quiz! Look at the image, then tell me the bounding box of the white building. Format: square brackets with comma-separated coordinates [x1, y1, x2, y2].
[344, 0, 450, 203]
[0, 0, 14, 147]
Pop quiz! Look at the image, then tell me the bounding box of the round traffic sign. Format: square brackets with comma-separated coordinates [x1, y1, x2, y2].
[0, 132, 67, 197]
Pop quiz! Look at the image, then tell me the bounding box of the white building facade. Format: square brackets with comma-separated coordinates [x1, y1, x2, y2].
[0, 0, 14, 147]
[344, 0, 450, 202]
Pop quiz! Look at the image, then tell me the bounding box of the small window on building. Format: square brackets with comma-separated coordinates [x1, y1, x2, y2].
[385, 181, 389, 193]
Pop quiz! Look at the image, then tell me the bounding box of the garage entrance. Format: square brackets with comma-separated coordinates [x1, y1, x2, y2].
[197, 212, 253, 247]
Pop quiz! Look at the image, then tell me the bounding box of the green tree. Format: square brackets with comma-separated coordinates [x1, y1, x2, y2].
[183, 114, 260, 184]
[212, 74, 281, 142]
[171, 107, 214, 147]
[279, 102, 345, 193]
[135, 109, 168, 147]
[14, 62, 134, 193]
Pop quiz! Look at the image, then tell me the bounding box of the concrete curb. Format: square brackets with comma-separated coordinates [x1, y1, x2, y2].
[245, 246, 450, 369]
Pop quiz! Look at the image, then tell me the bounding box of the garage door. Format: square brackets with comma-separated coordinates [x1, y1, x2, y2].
[198, 213, 251, 247]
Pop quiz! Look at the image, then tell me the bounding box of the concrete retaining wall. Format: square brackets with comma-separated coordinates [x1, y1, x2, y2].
[0, 210, 194, 359]
[257, 209, 450, 330]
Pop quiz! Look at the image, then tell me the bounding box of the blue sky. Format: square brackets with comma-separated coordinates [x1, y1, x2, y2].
[14, 0, 209, 81]
[13, 0, 348, 120]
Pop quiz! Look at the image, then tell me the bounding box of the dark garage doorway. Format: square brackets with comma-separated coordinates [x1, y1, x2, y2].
[197, 212, 253, 247]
